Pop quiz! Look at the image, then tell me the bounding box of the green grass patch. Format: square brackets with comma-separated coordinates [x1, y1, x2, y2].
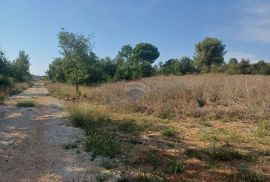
[256, 120, 269, 138]
[186, 145, 255, 162]
[0, 95, 5, 104]
[118, 120, 138, 133]
[84, 130, 120, 158]
[157, 108, 175, 120]
[161, 127, 177, 137]
[17, 100, 36, 107]
[198, 129, 218, 142]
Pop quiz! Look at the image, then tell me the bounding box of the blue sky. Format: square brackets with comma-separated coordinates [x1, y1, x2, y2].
[0, 0, 270, 75]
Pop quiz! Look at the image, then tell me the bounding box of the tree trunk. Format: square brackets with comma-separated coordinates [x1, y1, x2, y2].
[75, 69, 79, 93]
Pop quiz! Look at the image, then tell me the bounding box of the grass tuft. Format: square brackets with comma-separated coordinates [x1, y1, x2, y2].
[17, 100, 35, 107]
[161, 128, 177, 137]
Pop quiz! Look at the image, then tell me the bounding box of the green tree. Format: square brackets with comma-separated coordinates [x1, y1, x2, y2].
[194, 37, 227, 72]
[161, 59, 181, 75]
[58, 29, 93, 92]
[115, 45, 133, 64]
[46, 58, 66, 82]
[227, 58, 239, 74]
[131, 43, 160, 64]
[100, 57, 117, 80]
[238, 59, 252, 74]
[13, 50, 31, 82]
[179, 56, 196, 75]
[253, 60, 270, 75]
[0, 50, 12, 77]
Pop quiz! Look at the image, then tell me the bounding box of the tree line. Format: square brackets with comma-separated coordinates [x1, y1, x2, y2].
[0, 48, 31, 94]
[47, 30, 270, 90]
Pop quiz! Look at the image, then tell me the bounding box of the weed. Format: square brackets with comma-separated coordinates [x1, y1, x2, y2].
[256, 120, 269, 138]
[64, 141, 78, 150]
[236, 165, 270, 182]
[118, 120, 138, 133]
[198, 129, 218, 142]
[95, 172, 112, 182]
[171, 159, 185, 174]
[100, 159, 117, 169]
[186, 145, 254, 162]
[158, 108, 175, 120]
[0, 95, 5, 104]
[17, 100, 35, 107]
[84, 130, 120, 158]
[161, 128, 177, 137]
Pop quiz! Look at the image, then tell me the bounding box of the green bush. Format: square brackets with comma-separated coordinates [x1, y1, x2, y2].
[17, 100, 35, 107]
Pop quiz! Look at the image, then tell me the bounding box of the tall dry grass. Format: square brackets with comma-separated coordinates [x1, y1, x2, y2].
[46, 75, 270, 121]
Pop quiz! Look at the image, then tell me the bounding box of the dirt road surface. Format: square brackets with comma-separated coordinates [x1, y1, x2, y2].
[0, 83, 108, 182]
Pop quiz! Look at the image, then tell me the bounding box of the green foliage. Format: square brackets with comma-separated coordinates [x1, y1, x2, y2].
[12, 50, 31, 82]
[47, 31, 270, 86]
[186, 145, 254, 161]
[195, 37, 227, 72]
[256, 120, 269, 138]
[84, 130, 120, 157]
[118, 120, 138, 133]
[17, 100, 35, 107]
[161, 128, 177, 137]
[131, 43, 160, 64]
[238, 59, 253, 74]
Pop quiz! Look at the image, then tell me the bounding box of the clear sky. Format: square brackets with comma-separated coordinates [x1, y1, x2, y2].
[0, 0, 269, 75]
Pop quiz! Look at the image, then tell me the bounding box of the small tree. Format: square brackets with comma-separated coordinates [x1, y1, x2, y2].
[58, 29, 93, 92]
[227, 58, 239, 74]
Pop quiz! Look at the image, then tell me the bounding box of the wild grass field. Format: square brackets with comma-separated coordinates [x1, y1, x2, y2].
[46, 75, 270, 181]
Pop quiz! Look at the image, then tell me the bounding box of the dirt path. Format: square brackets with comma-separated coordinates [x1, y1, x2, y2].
[0, 83, 101, 182]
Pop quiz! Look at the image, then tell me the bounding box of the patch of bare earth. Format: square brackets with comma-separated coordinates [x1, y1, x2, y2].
[0, 83, 118, 182]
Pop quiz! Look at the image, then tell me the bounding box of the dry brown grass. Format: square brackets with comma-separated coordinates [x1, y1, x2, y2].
[47, 74, 270, 121]
[46, 75, 270, 181]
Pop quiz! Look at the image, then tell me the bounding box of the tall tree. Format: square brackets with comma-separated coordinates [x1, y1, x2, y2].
[13, 50, 31, 82]
[131, 43, 160, 64]
[194, 37, 227, 72]
[115, 45, 133, 64]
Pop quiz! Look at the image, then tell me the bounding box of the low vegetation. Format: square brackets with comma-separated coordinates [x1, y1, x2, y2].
[17, 100, 35, 107]
[47, 74, 270, 181]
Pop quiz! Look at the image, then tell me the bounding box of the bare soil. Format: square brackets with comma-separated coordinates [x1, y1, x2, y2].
[0, 83, 104, 182]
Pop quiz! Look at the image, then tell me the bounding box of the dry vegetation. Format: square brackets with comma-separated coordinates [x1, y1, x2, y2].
[46, 75, 270, 182]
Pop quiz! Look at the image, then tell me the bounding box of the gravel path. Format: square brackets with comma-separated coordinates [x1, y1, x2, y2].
[0, 84, 102, 182]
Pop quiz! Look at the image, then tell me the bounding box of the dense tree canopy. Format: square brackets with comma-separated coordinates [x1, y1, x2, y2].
[194, 37, 227, 71]
[131, 43, 160, 64]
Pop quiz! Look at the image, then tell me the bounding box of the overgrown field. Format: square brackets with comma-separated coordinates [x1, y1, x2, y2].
[46, 75, 270, 181]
